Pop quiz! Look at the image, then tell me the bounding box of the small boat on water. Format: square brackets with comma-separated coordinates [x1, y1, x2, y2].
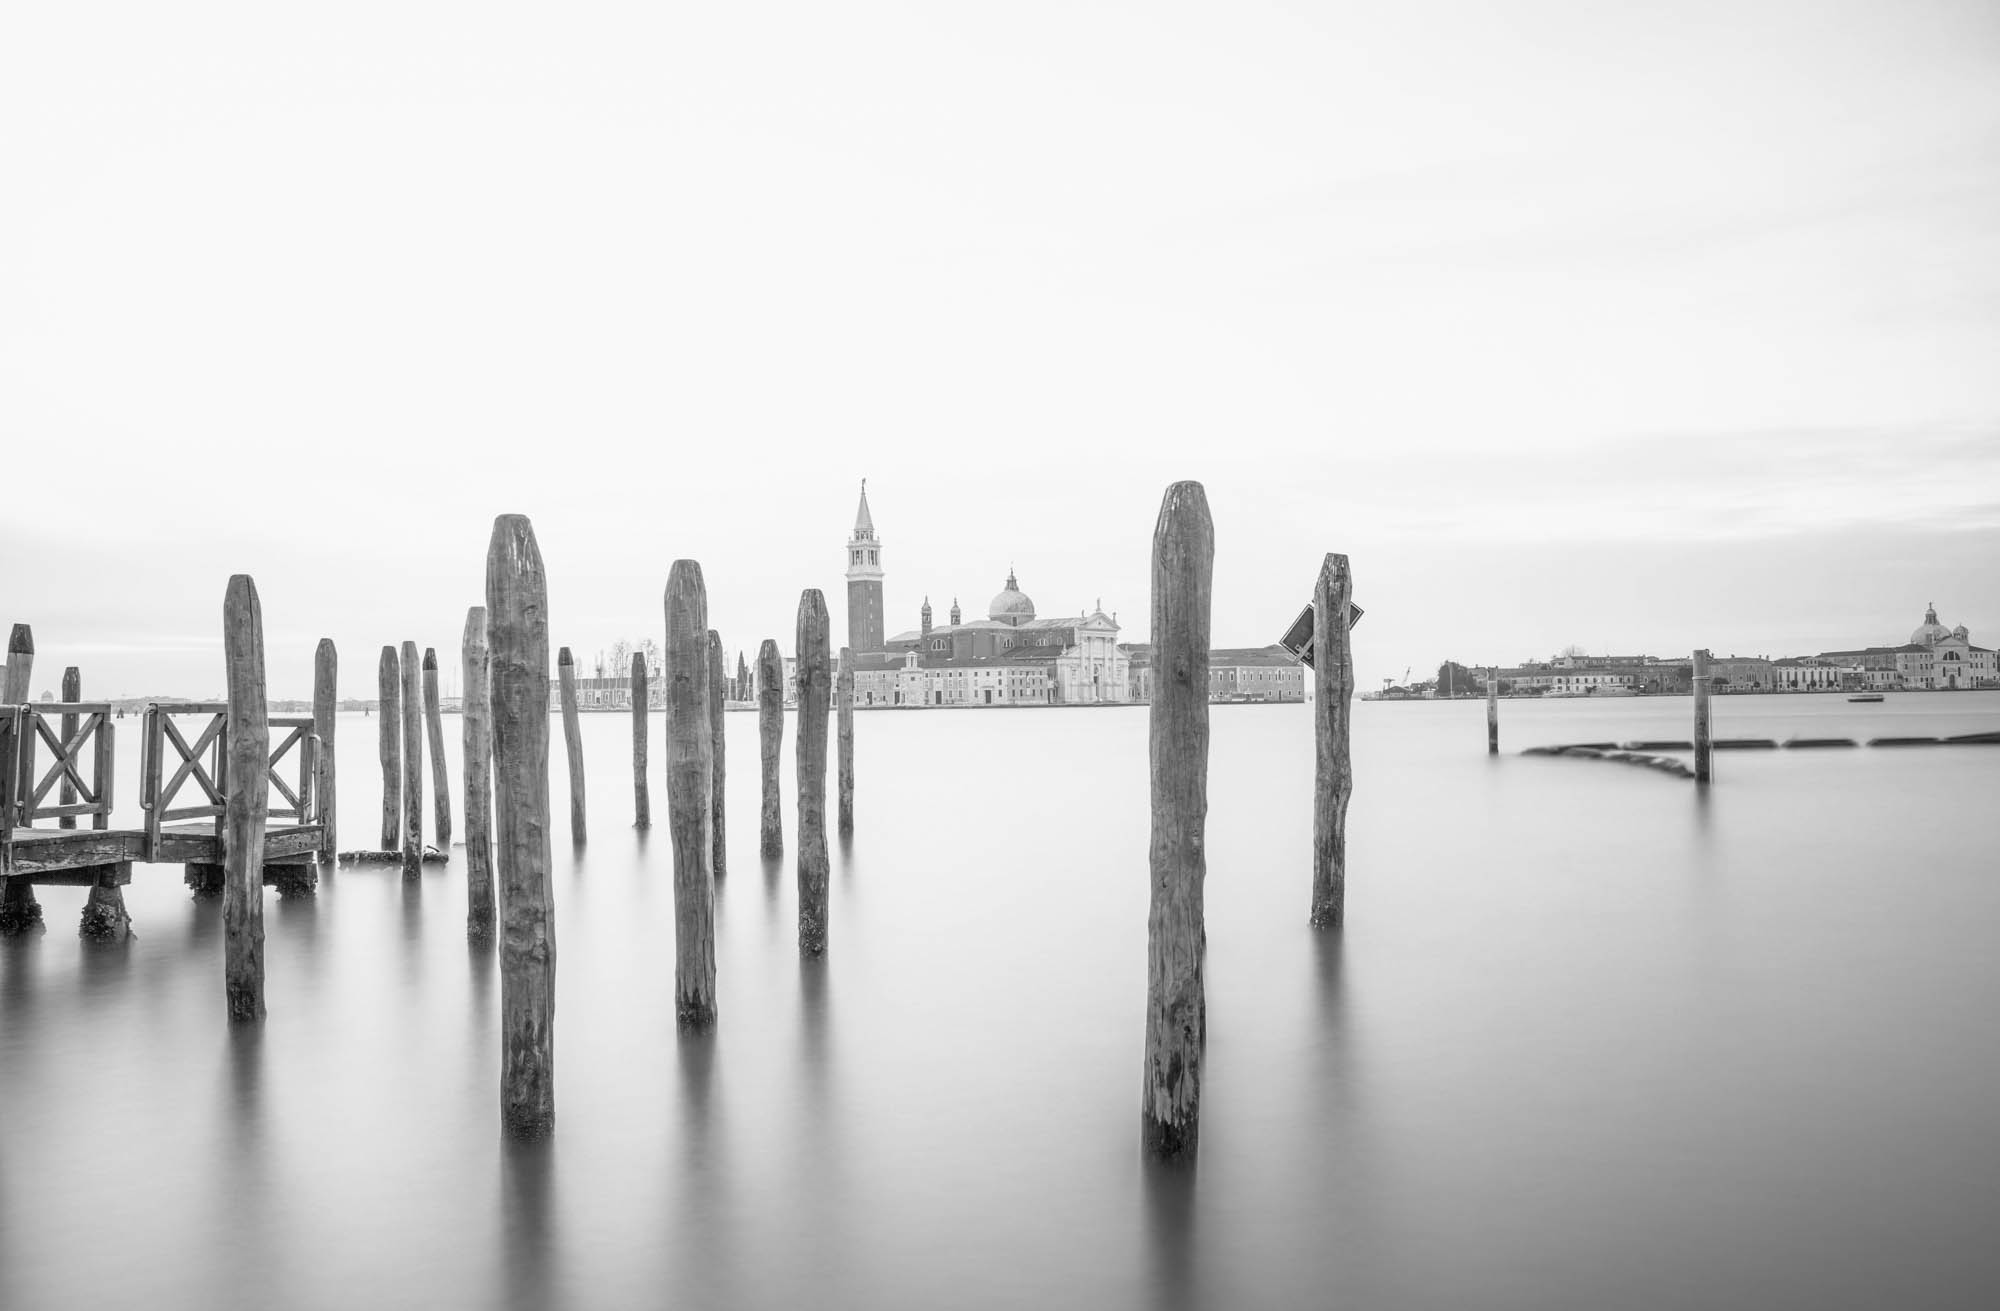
[1848, 693, 1885, 703]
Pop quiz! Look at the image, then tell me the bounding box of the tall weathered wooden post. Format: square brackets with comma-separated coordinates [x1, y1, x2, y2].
[837, 646, 854, 838]
[1487, 666, 1499, 755]
[631, 652, 651, 830]
[400, 640, 424, 878]
[558, 647, 586, 844]
[223, 576, 270, 1022]
[666, 564, 718, 1027]
[707, 628, 727, 880]
[58, 667, 81, 828]
[2, 625, 43, 932]
[795, 591, 832, 956]
[1143, 481, 1212, 1159]
[424, 648, 451, 849]
[462, 607, 495, 934]
[1693, 648, 1713, 785]
[757, 638, 784, 858]
[487, 515, 555, 1138]
[313, 640, 336, 860]
[377, 645, 400, 851]
[1308, 552, 1354, 929]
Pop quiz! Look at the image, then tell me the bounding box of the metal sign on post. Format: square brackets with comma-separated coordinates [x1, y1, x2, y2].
[1278, 599, 1362, 670]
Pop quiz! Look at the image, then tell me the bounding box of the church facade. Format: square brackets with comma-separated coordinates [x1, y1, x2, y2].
[840, 484, 1130, 707]
[1818, 603, 1996, 690]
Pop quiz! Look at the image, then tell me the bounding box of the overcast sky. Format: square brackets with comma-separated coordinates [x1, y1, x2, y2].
[4, 1, 1996, 699]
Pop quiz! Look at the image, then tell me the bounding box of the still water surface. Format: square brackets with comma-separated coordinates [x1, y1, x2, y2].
[3, 694, 1998, 1310]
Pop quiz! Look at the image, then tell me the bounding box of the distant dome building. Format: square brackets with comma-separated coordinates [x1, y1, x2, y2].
[1910, 603, 1954, 647]
[988, 571, 1036, 626]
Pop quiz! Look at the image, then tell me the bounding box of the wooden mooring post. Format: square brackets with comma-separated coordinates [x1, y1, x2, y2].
[3, 624, 44, 932]
[487, 515, 555, 1138]
[463, 607, 495, 934]
[837, 645, 854, 838]
[424, 648, 451, 850]
[708, 628, 727, 880]
[1308, 552, 1353, 929]
[1693, 648, 1713, 785]
[757, 638, 783, 858]
[1143, 481, 1212, 1159]
[1487, 666, 1499, 755]
[795, 592, 831, 956]
[377, 645, 400, 850]
[631, 652, 651, 830]
[313, 640, 336, 860]
[558, 647, 586, 844]
[58, 667, 80, 828]
[401, 640, 423, 878]
[666, 563, 718, 1027]
[223, 576, 269, 1022]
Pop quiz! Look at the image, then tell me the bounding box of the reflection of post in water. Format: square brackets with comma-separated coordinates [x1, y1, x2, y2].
[1141, 1158, 1200, 1311]
[674, 1031, 733, 1293]
[401, 876, 425, 989]
[499, 1142, 560, 1311]
[798, 957, 830, 1115]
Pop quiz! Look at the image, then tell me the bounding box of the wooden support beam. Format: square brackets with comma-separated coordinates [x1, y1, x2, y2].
[378, 645, 400, 851]
[558, 647, 586, 845]
[401, 640, 423, 878]
[463, 606, 495, 934]
[1487, 665, 1499, 755]
[837, 645, 854, 838]
[78, 862, 134, 941]
[313, 639, 337, 860]
[707, 628, 727, 880]
[1143, 481, 1212, 1159]
[795, 590, 831, 957]
[1693, 649, 1713, 785]
[424, 647, 451, 850]
[666, 562, 718, 1027]
[487, 514, 556, 1139]
[758, 638, 783, 858]
[59, 667, 80, 828]
[3, 623, 31, 702]
[2, 625, 41, 930]
[223, 575, 269, 1022]
[1309, 553, 1353, 929]
[631, 652, 651, 830]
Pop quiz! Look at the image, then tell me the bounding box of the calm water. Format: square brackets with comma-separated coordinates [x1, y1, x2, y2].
[3, 693, 1998, 1310]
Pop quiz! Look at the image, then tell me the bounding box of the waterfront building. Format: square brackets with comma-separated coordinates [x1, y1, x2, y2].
[1771, 657, 1859, 692]
[1818, 603, 1996, 690]
[1208, 648, 1307, 701]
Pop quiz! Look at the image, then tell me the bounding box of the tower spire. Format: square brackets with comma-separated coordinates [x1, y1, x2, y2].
[852, 479, 876, 542]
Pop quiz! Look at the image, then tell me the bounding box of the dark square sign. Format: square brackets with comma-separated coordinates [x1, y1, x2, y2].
[1278, 600, 1362, 670]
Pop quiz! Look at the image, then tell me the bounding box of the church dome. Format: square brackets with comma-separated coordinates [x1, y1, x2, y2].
[1910, 603, 1953, 647]
[988, 570, 1035, 626]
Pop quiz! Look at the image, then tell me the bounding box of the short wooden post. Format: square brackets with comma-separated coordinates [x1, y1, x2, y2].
[795, 591, 831, 956]
[487, 515, 556, 1138]
[558, 647, 586, 844]
[666, 563, 718, 1027]
[1308, 552, 1353, 929]
[463, 607, 495, 934]
[59, 667, 81, 828]
[377, 645, 400, 851]
[1693, 648, 1713, 785]
[2, 625, 43, 933]
[707, 628, 727, 880]
[1487, 667, 1499, 754]
[757, 638, 783, 858]
[424, 648, 451, 850]
[401, 640, 424, 878]
[1143, 480, 1212, 1159]
[313, 640, 336, 860]
[223, 575, 269, 1022]
[837, 646, 854, 838]
[631, 652, 651, 830]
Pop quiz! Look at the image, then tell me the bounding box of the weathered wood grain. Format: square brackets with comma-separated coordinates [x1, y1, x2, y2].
[223, 575, 269, 1022]
[59, 667, 80, 828]
[401, 640, 423, 878]
[631, 651, 650, 831]
[313, 640, 336, 860]
[424, 647, 451, 850]
[666, 563, 718, 1027]
[837, 646, 854, 838]
[1143, 481, 1212, 1159]
[487, 515, 556, 1139]
[708, 628, 727, 880]
[795, 591, 831, 957]
[1309, 553, 1353, 929]
[1693, 649, 1713, 785]
[463, 607, 494, 934]
[3, 623, 31, 702]
[377, 645, 400, 851]
[558, 647, 586, 844]
[757, 638, 783, 858]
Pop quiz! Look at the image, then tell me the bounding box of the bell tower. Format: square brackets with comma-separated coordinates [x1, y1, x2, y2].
[845, 479, 885, 654]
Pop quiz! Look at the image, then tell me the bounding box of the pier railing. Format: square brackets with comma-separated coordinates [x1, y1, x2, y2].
[140, 703, 319, 860]
[2, 702, 116, 831]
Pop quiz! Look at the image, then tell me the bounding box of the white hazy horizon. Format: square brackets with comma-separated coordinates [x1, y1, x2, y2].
[4, 1, 1996, 699]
